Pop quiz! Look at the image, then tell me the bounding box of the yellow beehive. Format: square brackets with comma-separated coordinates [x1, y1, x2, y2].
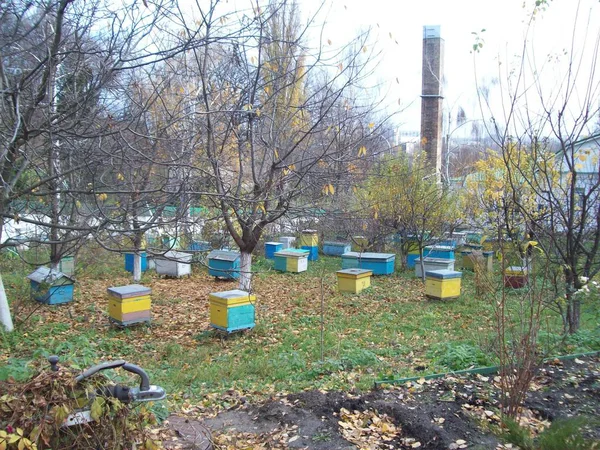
[425, 270, 462, 300]
[107, 285, 152, 326]
[209, 289, 256, 332]
[337, 269, 372, 294]
[299, 230, 319, 247]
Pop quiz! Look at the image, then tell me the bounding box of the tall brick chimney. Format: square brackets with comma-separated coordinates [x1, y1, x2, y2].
[420, 25, 444, 176]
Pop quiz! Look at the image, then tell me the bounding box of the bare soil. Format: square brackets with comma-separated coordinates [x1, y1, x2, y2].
[164, 355, 599, 449]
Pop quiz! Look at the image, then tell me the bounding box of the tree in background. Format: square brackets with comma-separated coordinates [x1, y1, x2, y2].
[169, 0, 385, 290]
[358, 152, 462, 278]
[0, 0, 205, 331]
[477, 0, 600, 333]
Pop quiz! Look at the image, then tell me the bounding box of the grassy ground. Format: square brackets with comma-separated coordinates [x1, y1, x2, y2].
[1, 244, 598, 411]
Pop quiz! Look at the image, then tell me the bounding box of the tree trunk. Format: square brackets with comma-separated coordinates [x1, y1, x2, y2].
[419, 246, 426, 282]
[238, 251, 252, 291]
[133, 252, 142, 282]
[0, 274, 14, 332]
[566, 296, 580, 334]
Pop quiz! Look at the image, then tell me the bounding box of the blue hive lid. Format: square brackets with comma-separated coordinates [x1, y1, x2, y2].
[425, 269, 462, 279]
[265, 242, 283, 246]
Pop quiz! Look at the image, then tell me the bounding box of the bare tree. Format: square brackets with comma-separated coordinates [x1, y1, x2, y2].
[165, 0, 385, 290]
[0, 0, 208, 330]
[477, 0, 600, 333]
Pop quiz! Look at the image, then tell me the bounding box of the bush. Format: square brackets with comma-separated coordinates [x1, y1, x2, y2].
[0, 358, 161, 450]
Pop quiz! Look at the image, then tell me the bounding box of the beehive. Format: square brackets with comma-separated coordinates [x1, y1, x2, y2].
[27, 267, 74, 305]
[461, 250, 475, 270]
[209, 289, 256, 332]
[451, 231, 467, 246]
[341, 252, 395, 275]
[299, 230, 318, 247]
[504, 266, 528, 288]
[323, 241, 351, 256]
[208, 250, 241, 279]
[415, 257, 455, 278]
[279, 236, 296, 249]
[481, 251, 494, 272]
[107, 284, 152, 326]
[58, 256, 75, 276]
[337, 268, 372, 293]
[155, 250, 192, 277]
[124, 252, 148, 273]
[424, 245, 455, 260]
[273, 249, 309, 273]
[301, 245, 318, 261]
[351, 236, 369, 252]
[425, 270, 462, 300]
[188, 240, 211, 251]
[265, 242, 283, 259]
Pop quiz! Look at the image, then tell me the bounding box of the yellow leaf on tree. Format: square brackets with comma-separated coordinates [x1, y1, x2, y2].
[274, 149, 279, 159]
[578, 154, 587, 161]
[117, 173, 124, 181]
[358, 146, 367, 157]
[368, 122, 375, 129]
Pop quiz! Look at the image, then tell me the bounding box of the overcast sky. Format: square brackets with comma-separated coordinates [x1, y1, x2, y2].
[296, 0, 600, 137]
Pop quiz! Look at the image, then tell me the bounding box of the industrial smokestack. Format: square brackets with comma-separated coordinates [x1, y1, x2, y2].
[420, 25, 444, 176]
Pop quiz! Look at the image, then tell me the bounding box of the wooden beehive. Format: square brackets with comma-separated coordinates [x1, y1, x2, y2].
[209, 289, 256, 333]
[415, 257, 455, 278]
[27, 267, 74, 305]
[265, 242, 283, 259]
[208, 250, 241, 279]
[278, 236, 296, 249]
[504, 266, 528, 288]
[425, 270, 462, 300]
[107, 284, 152, 326]
[337, 268, 372, 293]
[341, 252, 395, 275]
[273, 249, 309, 273]
[155, 250, 192, 277]
[323, 241, 351, 256]
[299, 230, 318, 247]
[124, 252, 148, 273]
[58, 256, 75, 276]
[424, 245, 455, 260]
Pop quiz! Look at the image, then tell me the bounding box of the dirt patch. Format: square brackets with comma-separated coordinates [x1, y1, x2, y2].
[166, 355, 599, 449]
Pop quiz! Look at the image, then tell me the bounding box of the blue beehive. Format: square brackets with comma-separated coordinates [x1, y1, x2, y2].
[406, 248, 433, 268]
[341, 252, 395, 275]
[301, 246, 318, 261]
[424, 245, 455, 260]
[188, 240, 211, 251]
[265, 242, 283, 259]
[27, 267, 74, 305]
[125, 253, 148, 273]
[208, 250, 241, 279]
[323, 241, 351, 256]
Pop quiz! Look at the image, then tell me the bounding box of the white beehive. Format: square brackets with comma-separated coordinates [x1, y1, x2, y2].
[155, 251, 192, 277]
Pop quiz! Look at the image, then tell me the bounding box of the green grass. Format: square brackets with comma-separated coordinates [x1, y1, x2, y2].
[1, 246, 599, 407]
